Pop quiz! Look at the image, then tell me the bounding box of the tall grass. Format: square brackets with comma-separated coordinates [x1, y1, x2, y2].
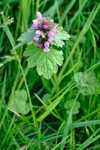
[0, 0, 100, 149]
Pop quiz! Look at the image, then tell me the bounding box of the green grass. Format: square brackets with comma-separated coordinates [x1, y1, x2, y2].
[0, 0, 100, 149]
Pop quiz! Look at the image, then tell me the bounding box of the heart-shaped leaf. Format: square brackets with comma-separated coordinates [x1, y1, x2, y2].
[24, 44, 64, 79]
[42, 93, 51, 104]
[9, 90, 31, 115]
[74, 71, 99, 95]
[64, 99, 80, 115]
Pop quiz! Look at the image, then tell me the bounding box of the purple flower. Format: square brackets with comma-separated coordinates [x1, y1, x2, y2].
[34, 37, 39, 41]
[44, 41, 50, 52]
[48, 38, 53, 42]
[30, 12, 61, 52]
[44, 48, 50, 52]
[43, 25, 48, 29]
[35, 30, 41, 37]
[34, 30, 41, 41]
[37, 12, 42, 20]
[31, 24, 35, 29]
[31, 20, 38, 29]
[44, 41, 50, 48]
[39, 43, 43, 48]
[48, 31, 54, 38]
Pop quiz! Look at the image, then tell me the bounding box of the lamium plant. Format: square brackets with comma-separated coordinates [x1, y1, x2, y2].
[18, 12, 70, 79]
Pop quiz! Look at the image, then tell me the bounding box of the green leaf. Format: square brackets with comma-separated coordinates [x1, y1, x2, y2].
[74, 71, 99, 95]
[51, 26, 71, 47]
[24, 44, 64, 79]
[17, 28, 35, 44]
[0, 55, 16, 66]
[64, 99, 80, 115]
[70, 120, 100, 130]
[9, 90, 31, 115]
[0, 63, 3, 67]
[42, 93, 51, 104]
[76, 128, 100, 150]
[37, 96, 61, 122]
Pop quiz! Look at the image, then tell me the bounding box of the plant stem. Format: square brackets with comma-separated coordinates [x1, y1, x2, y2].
[3, 25, 37, 128]
[53, 73, 59, 93]
[18, 59, 37, 128]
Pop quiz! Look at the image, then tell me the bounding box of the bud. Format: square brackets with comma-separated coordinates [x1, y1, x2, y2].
[39, 43, 43, 48]
[43, 25, 48, 29]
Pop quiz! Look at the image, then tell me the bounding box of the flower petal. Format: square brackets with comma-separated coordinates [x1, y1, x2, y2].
[37, 12, 42, 20]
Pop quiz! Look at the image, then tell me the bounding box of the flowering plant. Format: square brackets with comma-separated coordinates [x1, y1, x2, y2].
[18, 12, 70, 79]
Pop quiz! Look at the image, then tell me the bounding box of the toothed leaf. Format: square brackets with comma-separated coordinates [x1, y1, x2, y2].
[64, 99, 80, 115]
[24, 44, 64, 79]
[17, 28, 35, 44]
[74, 72, 99, 95]
[51, 26, 71, 47]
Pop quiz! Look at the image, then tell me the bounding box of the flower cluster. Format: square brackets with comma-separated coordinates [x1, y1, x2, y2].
[31, 12, 59, 52]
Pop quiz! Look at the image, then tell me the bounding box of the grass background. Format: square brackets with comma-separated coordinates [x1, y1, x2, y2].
[0, 0, 100, 149]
